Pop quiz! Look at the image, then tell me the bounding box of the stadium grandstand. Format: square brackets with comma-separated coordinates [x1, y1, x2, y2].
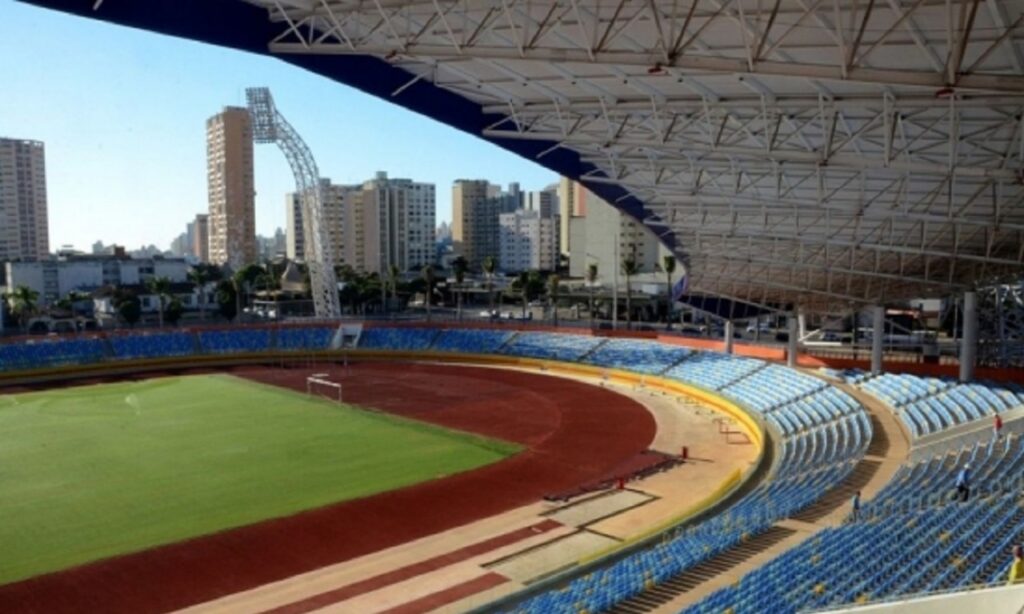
[0, 322, 1022, 612]
[6, 1, 1024, 613]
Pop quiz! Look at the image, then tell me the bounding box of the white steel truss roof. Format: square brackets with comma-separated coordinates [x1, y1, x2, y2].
[246, 0, 1024, 312]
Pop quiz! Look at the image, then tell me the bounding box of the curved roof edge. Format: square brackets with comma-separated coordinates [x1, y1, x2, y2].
[18, 0, 683, 259]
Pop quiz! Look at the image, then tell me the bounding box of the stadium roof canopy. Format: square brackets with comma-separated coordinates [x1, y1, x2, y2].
[22, 0, 1024, 313]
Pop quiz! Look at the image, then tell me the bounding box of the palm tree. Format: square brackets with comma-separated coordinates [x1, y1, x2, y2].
[452, 256, 468, 321]
[146, 276, 172, 328]
[421, 265, 435, 321]
[518, 271, 530, 320]
[388, 264, 400, 305]
[548, 274, 561, 327]
[586, 263, 598, 328]
[621, 255, 641, 330]
[3, 285, 39, 332]
[662, 255, 677, 330]
[188, 265, 213, 320]
[233, 264, 264, 321]
[482, 255, 497, 315]
[55, 290, 90, 314]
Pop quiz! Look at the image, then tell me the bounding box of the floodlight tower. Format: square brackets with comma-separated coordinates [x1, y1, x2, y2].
[246, 87, 341, 319]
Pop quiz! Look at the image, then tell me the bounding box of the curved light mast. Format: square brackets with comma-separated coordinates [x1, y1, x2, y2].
[246, 87, 341, 319]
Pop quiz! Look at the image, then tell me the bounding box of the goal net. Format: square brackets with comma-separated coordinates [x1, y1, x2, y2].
[306, 374, 343, 404]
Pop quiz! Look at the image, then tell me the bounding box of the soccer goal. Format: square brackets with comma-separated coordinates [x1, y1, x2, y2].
[307, 374, 343, 404]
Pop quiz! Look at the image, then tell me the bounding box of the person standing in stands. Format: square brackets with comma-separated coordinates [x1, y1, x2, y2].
[955, 463, 971, 502]
[994, 412, 1004, 442]
[1008, 545, 1024, 585]
[851, 490, 861, 521]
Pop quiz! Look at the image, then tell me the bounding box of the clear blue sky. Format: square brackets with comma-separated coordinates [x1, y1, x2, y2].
[0, 2, 558, 252]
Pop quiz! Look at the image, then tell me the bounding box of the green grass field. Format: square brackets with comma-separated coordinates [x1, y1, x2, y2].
[0, 374, 520, 585]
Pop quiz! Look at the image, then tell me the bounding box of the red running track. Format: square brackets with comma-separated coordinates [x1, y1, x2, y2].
[0, 362, 656, 614]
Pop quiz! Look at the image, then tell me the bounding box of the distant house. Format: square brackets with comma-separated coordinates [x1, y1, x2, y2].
[91, 282, 214, 324]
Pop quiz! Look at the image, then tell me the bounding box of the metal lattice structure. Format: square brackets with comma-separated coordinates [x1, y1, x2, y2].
[18, 0, 1024, 314]
[245, 0, 1024, 313]
[978, 281, 1024, 367]
[246, 87, 341, 319]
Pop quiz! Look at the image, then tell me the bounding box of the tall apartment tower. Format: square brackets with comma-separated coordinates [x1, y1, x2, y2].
[556, 177, 587, 256]
[569, 186, 662, 281]
[191, 214, 210, 262]
[499, 210, 560, 273]
[346, 172, 435, 274]
[452, 180, 495, 269]
[0, 138, 50, 261]
[206, 107, 256, 270]
[526, 189, 559, 218]
[452, 180, 520, 270]
[287, 179, 349, 266]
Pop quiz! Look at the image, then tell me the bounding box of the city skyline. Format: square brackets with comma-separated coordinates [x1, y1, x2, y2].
[0, 2, 557, 253]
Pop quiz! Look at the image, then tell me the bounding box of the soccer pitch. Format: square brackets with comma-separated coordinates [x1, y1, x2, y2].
[0, 374, 520, 585]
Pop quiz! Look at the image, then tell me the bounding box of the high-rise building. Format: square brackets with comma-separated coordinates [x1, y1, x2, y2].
[452, 180, 491, 269]
[526, 189, 558, 218]
[556, 177, 587, 256]
[0, 138, 50, 261]
[346, 172, 435, 274]
[569, 187, 663, 284]
[206, 107, 256, 270]
[169, 233, 190, 258]
[192, 214, 210, 263]
[499, 210, 559, 273]
[287, 179, 350, 265]
[289, 173, 435, 274]
[452, 180, 521, 270]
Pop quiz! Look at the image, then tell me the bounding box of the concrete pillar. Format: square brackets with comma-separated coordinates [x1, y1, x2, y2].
[724, 320, 735, 354]
[798, 311, 807, 342]
[871, 305, 885, 375]
[787, 313, 798, 368]
[959, 291, 978, 383]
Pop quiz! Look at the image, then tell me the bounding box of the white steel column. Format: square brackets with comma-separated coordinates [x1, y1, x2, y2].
[787, 313, 798, 368]
[959, 292, 978, 382]
[724, 320, 735, 354]
[871, 305, 885, 375]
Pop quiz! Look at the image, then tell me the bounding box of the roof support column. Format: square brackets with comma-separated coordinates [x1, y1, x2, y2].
[787, 312, 799, 368]
[871, 305, 885, 375]
[724, 320, 735, 354]
[959, 291, 978, 383]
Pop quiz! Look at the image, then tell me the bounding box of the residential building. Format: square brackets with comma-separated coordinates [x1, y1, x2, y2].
[499, 210, 559, 273]
[92, 281, 213, 323]
[190, 214, 209, 262]
[206, 107, 256, 269]
[452, 180, 521, 270]
[169, 233, 190, 258]
[526, 188, 558, 218]
[0, 138, 50, 261]
[345, 172, 435, 274]
[436, 221, 452, 242]
[556, 177, 587, 256]
[288, 173, 435, 273]
[569, 187, 665, 285]
[257, 229, 286, 261]
[452, 179, 492, 269]
[4, 251, 190, 306]
[287, 180, 350, 265]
